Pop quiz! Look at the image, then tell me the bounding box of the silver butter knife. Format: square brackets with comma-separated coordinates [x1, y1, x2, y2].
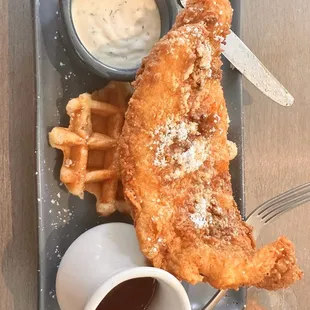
[222, 31, 294, 106]
[177, 0, 294, 106]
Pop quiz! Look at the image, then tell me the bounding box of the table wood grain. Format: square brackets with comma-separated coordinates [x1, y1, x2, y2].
[243, 1, 310, 308]
[0, 0, 37, 309]
[0, 0, 309, 309]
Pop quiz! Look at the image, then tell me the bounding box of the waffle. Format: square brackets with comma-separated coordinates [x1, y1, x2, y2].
[49, 81, 132, 216]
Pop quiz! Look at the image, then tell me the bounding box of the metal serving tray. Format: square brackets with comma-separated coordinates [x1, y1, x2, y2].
[34, 0, 244, 309]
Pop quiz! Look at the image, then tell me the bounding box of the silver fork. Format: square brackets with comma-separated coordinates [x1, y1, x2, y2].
[202, 182, 310, 310]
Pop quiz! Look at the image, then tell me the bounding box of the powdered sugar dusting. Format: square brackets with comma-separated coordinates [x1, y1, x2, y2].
[171, 138, 210, 179]
[153, 119, 199, 168]
[152, 119, 210, 179]
[197, 41, 212, 78]
[190, 198, 213, 229]
[188, 193, 240, 239]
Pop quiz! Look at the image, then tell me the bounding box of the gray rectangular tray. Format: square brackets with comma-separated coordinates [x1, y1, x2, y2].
[34, 0, 244, 309]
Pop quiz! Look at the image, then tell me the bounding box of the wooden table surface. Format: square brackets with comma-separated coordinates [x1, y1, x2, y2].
[1, 0, 310, 309]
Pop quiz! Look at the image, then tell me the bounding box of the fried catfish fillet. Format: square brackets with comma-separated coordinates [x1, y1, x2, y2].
[119, 0, 302, 289]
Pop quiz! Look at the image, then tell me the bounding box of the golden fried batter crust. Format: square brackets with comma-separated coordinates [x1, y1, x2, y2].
[119, 0, 302, 290]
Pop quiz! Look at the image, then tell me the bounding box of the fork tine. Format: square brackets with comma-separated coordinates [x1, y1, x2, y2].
[258, 183, 310, 215]
[260, 184, 310, 218]
[247, 183, 310, 219]
[264, 194, 310, 224]
[262, 190, 310, 220]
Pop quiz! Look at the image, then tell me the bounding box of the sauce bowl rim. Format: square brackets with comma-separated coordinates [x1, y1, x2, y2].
[84, 266, 191, 310]
[59, 0, 179, 81]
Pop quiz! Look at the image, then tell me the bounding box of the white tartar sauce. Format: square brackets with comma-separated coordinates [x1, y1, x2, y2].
[71, 0, 161, 69]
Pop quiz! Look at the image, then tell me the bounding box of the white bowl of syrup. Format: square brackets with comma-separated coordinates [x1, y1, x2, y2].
[56, 223, 191, 310]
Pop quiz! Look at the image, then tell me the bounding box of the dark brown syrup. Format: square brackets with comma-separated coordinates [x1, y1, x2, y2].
[96, 277, 158, 310]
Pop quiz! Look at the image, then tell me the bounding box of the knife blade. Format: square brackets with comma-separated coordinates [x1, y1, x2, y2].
[222, 31, 294, 106]
[176, 0, 294, 106]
